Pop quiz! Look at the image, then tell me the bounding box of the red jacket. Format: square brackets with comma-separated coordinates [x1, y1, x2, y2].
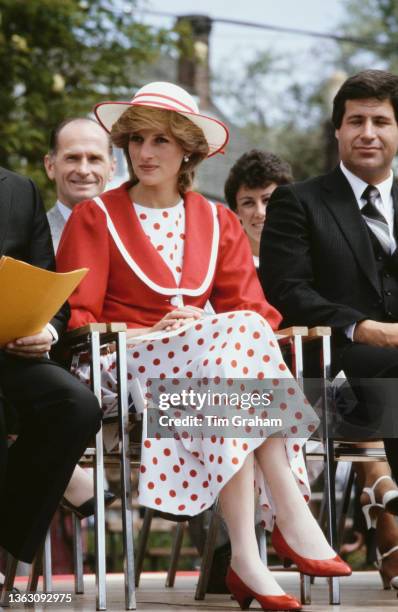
[56, 183, 281, 331]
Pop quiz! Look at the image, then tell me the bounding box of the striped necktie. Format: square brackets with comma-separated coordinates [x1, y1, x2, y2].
[361, 185, 391, 253]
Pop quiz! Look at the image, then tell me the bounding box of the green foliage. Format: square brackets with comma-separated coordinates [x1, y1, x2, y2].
[338, 0, 398, 72]
[268, 123, 327, 182]
[0, 0, 173, 205]
[101, 526, 197, 573]
[214, 0, 398, 180]
[215, 49, 332, 180]
[214, 51, 282, 131]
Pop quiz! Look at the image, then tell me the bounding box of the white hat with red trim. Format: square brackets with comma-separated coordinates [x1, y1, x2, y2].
[94, 81, 229, 157]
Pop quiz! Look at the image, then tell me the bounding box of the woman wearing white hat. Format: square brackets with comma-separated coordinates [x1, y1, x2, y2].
[57, 82, 350, 611]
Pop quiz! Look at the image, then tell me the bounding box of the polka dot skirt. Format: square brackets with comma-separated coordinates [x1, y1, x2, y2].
[76, 310, 318, 531]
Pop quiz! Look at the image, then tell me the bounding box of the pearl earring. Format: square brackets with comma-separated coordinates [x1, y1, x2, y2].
[183, 155, 189, 163]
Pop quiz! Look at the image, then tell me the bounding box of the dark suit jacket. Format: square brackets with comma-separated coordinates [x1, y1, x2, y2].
[260, 165, 398, 345]
[0, 166, 69, 337]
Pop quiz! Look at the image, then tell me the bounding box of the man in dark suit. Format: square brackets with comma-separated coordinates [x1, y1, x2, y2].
[0, 167, 101, 565]
[261, 69, 398, 463]
[260, 70, 398, 583]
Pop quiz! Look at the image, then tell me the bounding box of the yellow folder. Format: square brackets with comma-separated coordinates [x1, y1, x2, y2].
[0, 256, 88, 345]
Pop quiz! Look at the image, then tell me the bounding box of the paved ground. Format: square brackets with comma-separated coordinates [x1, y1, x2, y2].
[4, 569, 398, 611]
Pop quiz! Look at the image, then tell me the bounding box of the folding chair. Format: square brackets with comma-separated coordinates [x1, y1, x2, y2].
[66, 322, 136, 611]
[303, 326, 394, 605]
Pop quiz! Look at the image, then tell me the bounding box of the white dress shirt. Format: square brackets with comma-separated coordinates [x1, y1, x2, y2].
[56, 200, 73, 222]
[45, 200, 72, 345]
[340, 162, 395, 340]
[340, 162, 395, 251]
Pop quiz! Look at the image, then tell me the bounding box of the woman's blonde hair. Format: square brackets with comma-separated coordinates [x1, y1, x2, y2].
[111, 106, 209, 194]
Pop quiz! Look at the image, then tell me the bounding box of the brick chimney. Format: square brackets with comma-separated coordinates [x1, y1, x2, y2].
[176, 14, 212, 109]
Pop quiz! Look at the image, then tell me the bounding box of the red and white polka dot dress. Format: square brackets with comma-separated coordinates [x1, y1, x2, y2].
[76, 203, 318, 531]
[133, 201, 185, 283]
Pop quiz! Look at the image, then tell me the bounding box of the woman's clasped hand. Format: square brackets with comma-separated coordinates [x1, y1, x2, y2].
[150, 305, 204, 332]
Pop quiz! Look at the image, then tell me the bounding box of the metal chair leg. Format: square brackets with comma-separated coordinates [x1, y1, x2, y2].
[329, 572, 341, 605]
[72, 514, 84, 594]
[28, 543, 44, 593]
[255, 523, 267, 564]
[336, 463, 355, 552]
[0, 554, 18, 607]
[291, 331, 313, 605]
[91, 330, 107, 611]
[116, 330, 136, 610]
[166, 523, 185, 587]
[43, 529, 53, 592]
[291, 333, 305, 389]
[94, 428, 107, 611]
[317, 472, 327, 531]
[321, 335, 340, 605]
[300, 574, 311, 604]
[195, 500, 220, 600]
[135, 508, 155, 587]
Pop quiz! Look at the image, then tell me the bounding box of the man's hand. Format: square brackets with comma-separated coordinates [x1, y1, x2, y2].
[354, 319, 398, 347]
[4, 328, 53, 358]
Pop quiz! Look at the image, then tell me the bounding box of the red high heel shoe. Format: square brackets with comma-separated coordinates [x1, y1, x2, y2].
[271, 525, 352, 577]
[226, 567, 301, 611]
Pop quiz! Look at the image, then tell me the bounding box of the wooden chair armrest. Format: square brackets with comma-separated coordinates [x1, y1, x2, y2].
[106, 322, 128, 332]
[63, 323, 128, 341]
[63, 322, 128, 350]
[303, 326, 332, 342]
[276, 326, 308, 340]
[63, 323, 107, 340]
[98, 322, 129, 344]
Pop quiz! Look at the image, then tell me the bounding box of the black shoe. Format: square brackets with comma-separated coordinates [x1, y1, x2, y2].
[0, 582, 20, 595]
[61, 490, 117, 518]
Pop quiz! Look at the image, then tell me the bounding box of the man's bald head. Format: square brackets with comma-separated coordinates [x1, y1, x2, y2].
[48, 117, 113, 156]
